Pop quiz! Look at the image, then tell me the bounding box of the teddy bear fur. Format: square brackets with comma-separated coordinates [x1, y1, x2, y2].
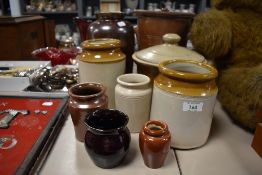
[189, 0, 262, 131]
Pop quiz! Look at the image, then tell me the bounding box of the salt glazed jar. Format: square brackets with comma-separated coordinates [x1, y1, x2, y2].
[87, 12, 135, 73]
[139, 120, 171, 169]
[115, 73, 152, 133]
[150, 60, 218, 149]
[68, 83, 108, 142]
[84, 109, 131, 169]
[77, 38, 126, 109]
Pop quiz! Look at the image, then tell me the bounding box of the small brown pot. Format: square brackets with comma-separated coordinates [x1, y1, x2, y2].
[84, 109, 131, 168]
[68, 83, 108, 142]
[139, 120, 171, 169]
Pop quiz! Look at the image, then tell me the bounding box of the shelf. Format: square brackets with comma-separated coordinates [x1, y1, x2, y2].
[23, 11, 78, 15]
[78, 15, 137, 24]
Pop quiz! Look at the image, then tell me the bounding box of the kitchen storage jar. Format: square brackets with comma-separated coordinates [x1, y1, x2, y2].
[77, 38, 125, 109]
[132, 33, 205, 81]
[87, 12, 135, 73]
[84, 109, 131, 168]
[150, 60, 218, 149]
[68, 82, 108, 142]
[139, 120, 171, 169]
[115, 73, 152, 132]
[135, 10, 194, 49]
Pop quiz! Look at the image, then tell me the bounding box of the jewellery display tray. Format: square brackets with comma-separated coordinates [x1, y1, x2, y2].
[0, 93, 69, 175]
[0, 61, 51, 91]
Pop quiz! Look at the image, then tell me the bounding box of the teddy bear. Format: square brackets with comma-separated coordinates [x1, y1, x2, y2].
[189, 0, 262, 131]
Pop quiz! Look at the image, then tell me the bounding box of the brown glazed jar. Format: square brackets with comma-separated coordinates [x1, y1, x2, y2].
[84, 109, 131, 168]
[87, 12, 135, 73]
[68, 83, 108, 142]
[139, 120, 171, 169]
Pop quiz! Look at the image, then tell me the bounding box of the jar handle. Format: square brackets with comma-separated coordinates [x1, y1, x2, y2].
[163, 33, 181, 45]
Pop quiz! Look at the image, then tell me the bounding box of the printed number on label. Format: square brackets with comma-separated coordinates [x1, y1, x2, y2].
[183, 102, 203, 112]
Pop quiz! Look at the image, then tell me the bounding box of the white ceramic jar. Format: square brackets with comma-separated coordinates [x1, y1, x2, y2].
[77, 38, 126, 109]
[150, 60, 218, 149]
[115, 73, 152, 132]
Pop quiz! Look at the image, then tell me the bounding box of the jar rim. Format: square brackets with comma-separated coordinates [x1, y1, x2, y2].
[143, 120, 169, 137]
[80, 38, 121, 50]
[117, 73, 150, 87]
[85, 109, 129, 133]
[68, 82, 106, 100]
[159, 60, 218, 82]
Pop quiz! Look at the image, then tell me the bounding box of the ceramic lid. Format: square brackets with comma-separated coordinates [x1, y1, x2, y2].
[133, 33, 205, 67]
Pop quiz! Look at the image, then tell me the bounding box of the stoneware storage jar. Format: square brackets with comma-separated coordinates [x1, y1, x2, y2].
[139, 120, 171, 169]
[84, 109, 131, 169]
[77, 38, 126, 109]
[150, 60, 218, 149]
[115, 73, 152, 132]
[87, 12, 135, 73]
[68, 82, 108, 142]
[132, 33, 205, 81]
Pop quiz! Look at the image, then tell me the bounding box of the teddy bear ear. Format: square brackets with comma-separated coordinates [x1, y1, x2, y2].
[189, 9, 232, 60]
[211, 0, 226, 10]
[211, 0, 220, 7]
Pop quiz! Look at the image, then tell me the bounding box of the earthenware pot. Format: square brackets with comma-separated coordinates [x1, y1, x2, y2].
[139, 120, 171, 169]
[84, 109, 131, 168]
[132, 33, 205, 81]
[150, 60, 218, 149]
[115, 73, 152, 132]
[135, 10, 194, 49]
[87, 12, 135, 73]
[68, 83, 108, 142]
[77, 38, 126, 109]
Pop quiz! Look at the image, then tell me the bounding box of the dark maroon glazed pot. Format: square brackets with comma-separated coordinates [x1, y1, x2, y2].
[68, 83, 108, 142]
[87, 12, 135, 73]
[84, 109, 131, 168]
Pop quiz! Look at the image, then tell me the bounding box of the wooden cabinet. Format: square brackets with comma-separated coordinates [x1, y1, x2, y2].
[0, 16, 55, 60]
